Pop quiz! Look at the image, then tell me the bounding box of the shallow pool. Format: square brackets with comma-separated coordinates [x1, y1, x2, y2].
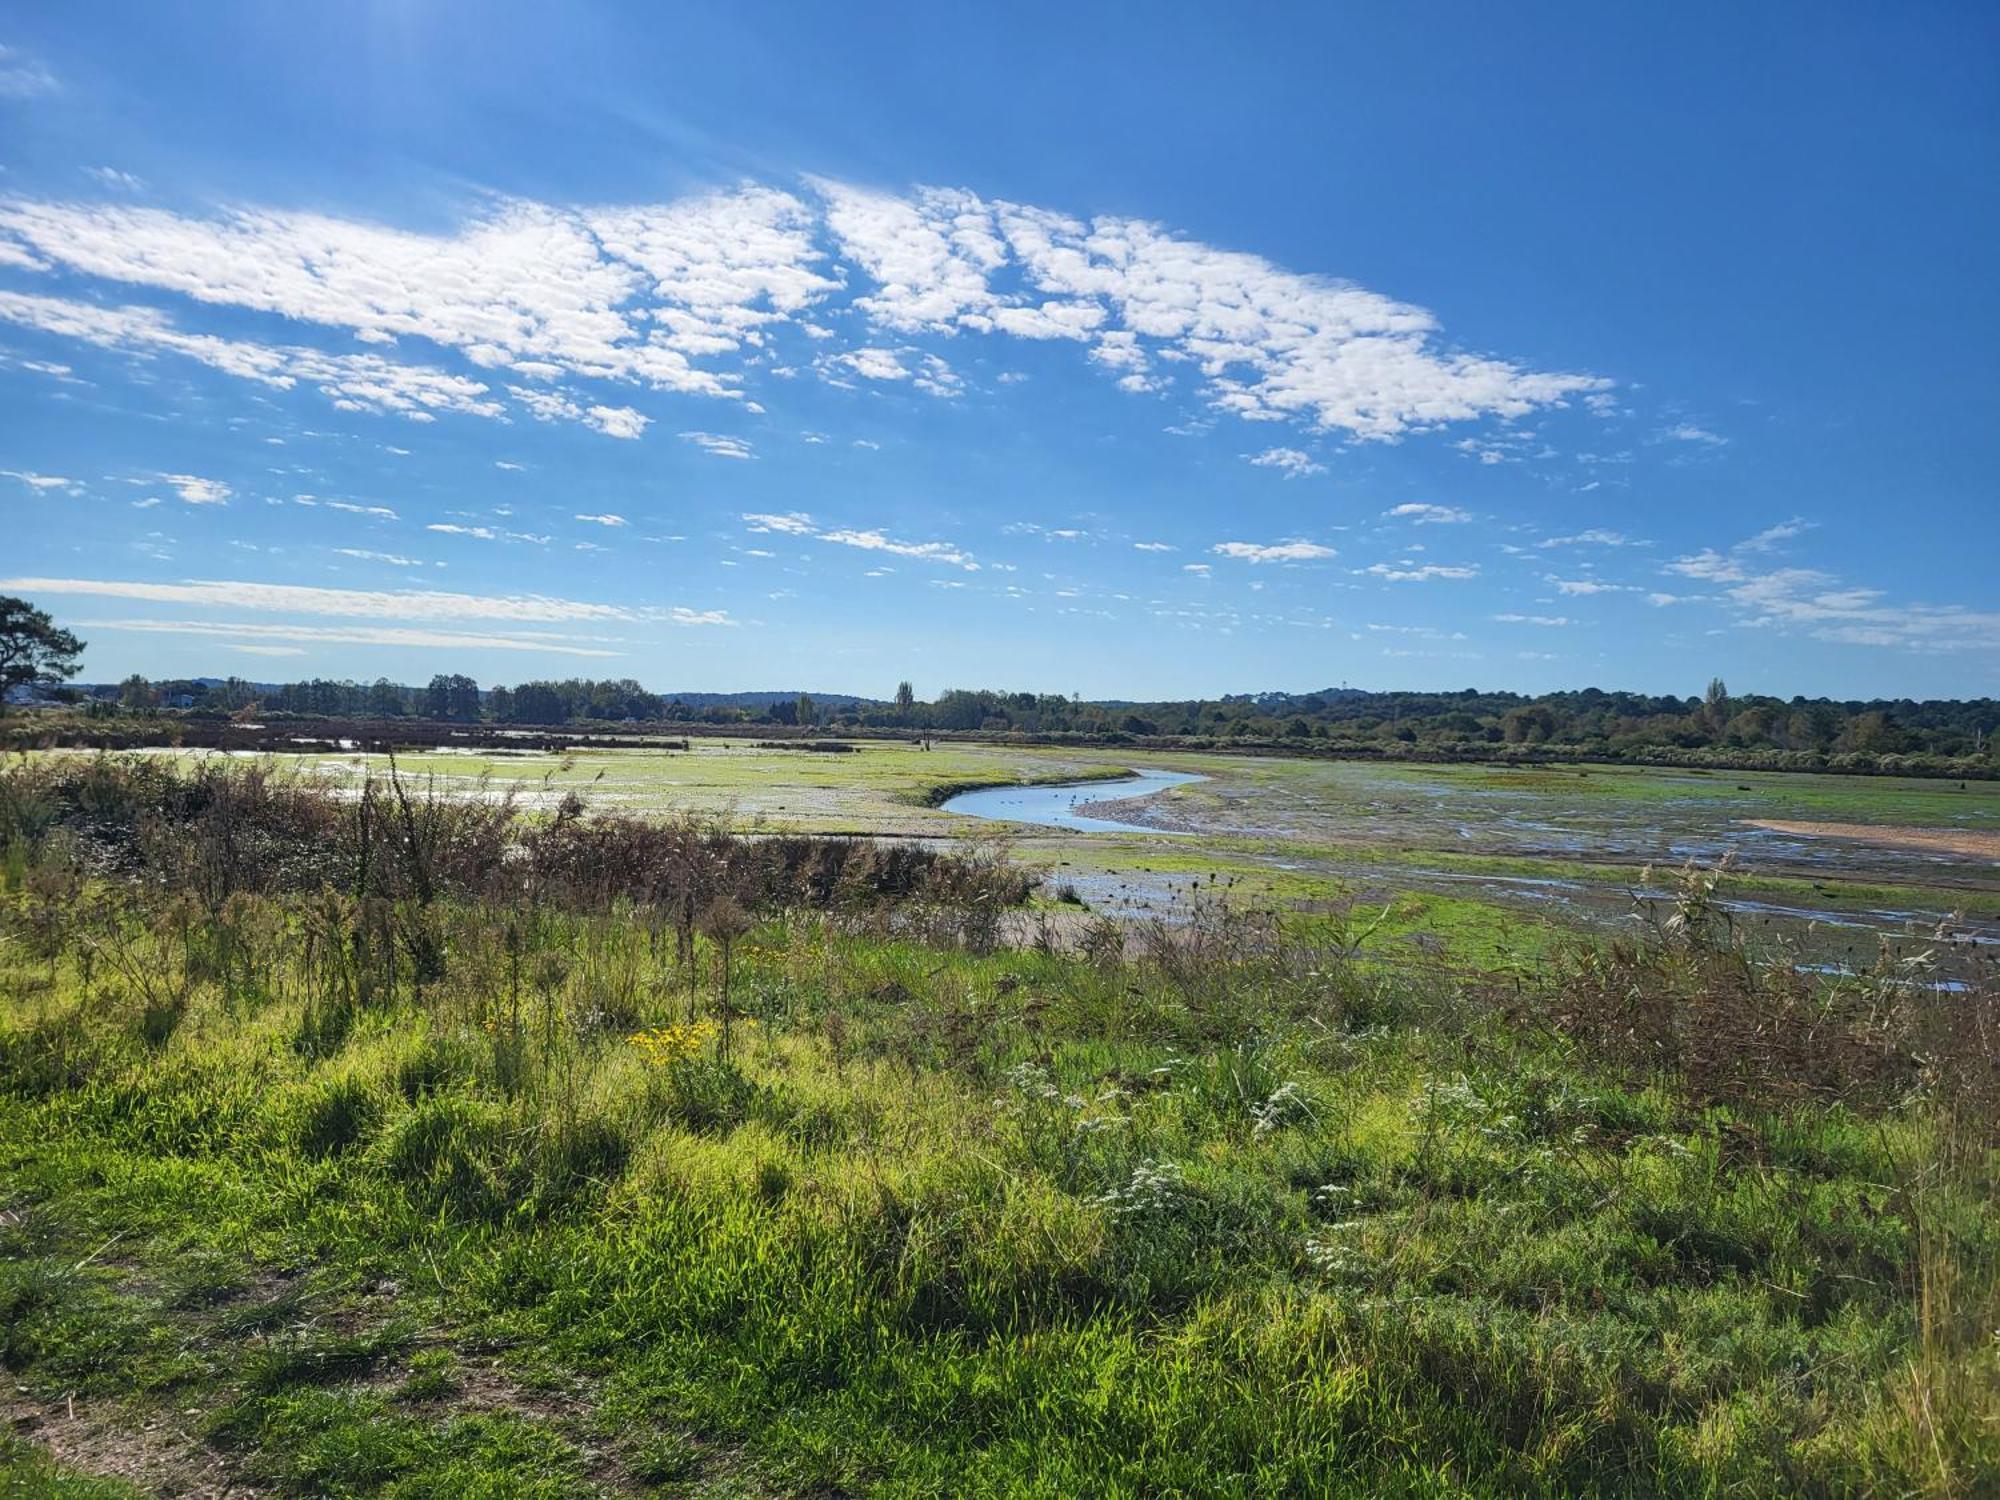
[941, 770, 1205, 833]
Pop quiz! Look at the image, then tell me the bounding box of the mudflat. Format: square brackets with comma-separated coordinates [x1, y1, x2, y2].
[1746, 819, 2000, 860]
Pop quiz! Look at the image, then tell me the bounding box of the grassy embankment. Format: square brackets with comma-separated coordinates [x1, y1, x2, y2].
[0, 756, 1995, 1496]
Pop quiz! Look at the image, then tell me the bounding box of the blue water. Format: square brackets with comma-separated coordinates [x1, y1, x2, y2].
[941, 770, 1205, 833]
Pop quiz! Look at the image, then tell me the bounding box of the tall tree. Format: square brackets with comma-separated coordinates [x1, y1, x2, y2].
[1702, 677, 1731, 737]
[0, 595, 84, 703]
[422, 673, 481, 721]
[446, 675, 483, 722]
[895, 680, 915, 718]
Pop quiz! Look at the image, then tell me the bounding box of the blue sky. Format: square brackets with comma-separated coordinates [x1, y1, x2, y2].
[0, 1, 1993, 699]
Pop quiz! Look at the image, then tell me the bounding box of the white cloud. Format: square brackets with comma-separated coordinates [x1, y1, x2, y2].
[84, 166, 144, 192]
[1737, 516, 1814, 552]
[1089, 331, 1156, 392]
[333, 549, 428, 567]
[740, 509, 975, 568]
[1538, 528, 1641, 548]
[574, 512, 628, 527]
[1, 469, 79, 494]
[1664, 422, 1727, 446]
[818, 528, 977, 569]
[1662, 550, 1743, 583]
[836, 346, 912, 381]
[680, 430, 755, 459]
[1363, 562, 1478, 582]
[10, 575, 728, 628]
[1659, 520, 1994, 653]
[584, 185, 839, 359]
[0, 192, 809, 396]
[822, 345, 963, 397]
[1245, 447, 1324, 479]
[813, 179, 1014, 331]
[1548, 577, 1635, 595]
[0, 44, 57, 97]
[1492, 613, 1573, 626]
[1367, 623, 1467, 639]
[163, 473, 231, 505]
[1664, 518, 1815, 584]
[0, 175, 1604, 445]
[1725, 569, 1999, 652]
[582, 405, 646, 439]
[1133, 541, 1176, 552]
[1211, 540, 1337, 563]
[0, 291, 503, 422]
[1383, 503, 1473, 525]
[425, 523, 551, 544]
[961, 189, 1606, 436]
[80, 618, 623, 657]
[508, 385, 649, 438]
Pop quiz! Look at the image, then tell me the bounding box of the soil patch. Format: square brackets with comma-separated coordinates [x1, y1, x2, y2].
[1746, 820, 2000, 860]
[5, 1395, 255, 1497]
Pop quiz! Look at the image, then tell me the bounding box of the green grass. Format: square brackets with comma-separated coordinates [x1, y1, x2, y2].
[2, 874, 1994, 1495]
[103, 738, 1139, 836]
[0, 1432, 144, 1498]
[1, 754, 1993, 1494]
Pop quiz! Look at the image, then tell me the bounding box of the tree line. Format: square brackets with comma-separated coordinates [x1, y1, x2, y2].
[3, 593, 1991, 771]
[80, 671, 2000, 765]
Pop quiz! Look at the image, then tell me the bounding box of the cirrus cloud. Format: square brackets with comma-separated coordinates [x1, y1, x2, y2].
[0, 575, 726, 626]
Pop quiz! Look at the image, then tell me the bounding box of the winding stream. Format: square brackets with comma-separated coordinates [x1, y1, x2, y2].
[941, 770, 1205, 833]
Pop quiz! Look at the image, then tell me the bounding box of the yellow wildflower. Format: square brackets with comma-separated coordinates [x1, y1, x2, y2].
[626, 1020, 718, 1068]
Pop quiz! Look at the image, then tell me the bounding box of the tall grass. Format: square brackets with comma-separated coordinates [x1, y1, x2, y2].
[0, 755, 1993, 1495]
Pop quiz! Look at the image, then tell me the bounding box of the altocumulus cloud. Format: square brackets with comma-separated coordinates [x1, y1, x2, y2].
[0, 179, 1605, 440]
[1383, 503, 1473, 525]
[0, 291, 502, 422]
[1211, 540, 1337, 563]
